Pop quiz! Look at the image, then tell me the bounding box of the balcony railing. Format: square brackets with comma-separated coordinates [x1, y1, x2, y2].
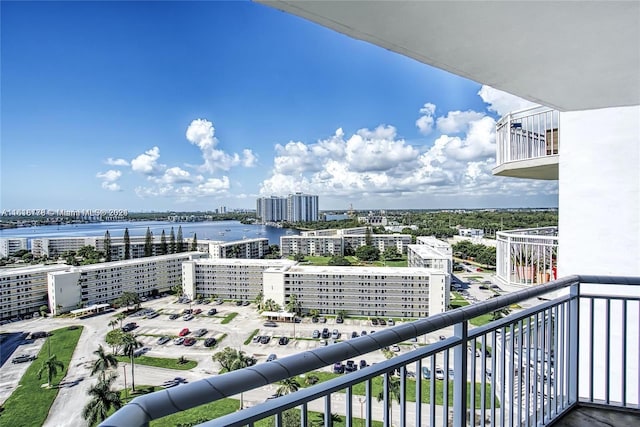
[496, 227, 559, 289]
[101, 275, 639, 427]
[494, 106, 560, 180]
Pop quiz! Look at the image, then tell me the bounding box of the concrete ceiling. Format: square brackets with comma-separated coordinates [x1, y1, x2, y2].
[258, 1, 640, 112]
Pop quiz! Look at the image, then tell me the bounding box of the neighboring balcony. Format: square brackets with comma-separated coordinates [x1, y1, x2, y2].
[493, 106, 560, 180]
[102, 275, 640, 427]
[496, 227, 558, 289]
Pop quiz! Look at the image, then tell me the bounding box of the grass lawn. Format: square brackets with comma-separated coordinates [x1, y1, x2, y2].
[0, 325, 84, 427]
[310, 372, 498, 409]
[244, 329, 259, 345]
[221, 312, 238, 324]
[115, 355, 197, 370]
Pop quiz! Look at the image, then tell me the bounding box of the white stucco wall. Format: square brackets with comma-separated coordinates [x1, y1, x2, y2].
[559, 105, 640, 405]
[558, 106, 639, 278]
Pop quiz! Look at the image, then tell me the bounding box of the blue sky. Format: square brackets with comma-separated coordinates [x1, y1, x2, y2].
[1, 1, 557, 212]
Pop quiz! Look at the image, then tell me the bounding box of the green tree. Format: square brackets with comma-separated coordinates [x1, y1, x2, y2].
[292, 252, 305, 262]
[121, 333, 142, 391]
[286, 294, 301, 315]
[365, 227, 373, 246]
[176, 226, 184, 253]
[39, 305, 49, 318]
[190, 233, 198, 251]
[314, 413, 342, 427]
[108, 319, 118, 330]
[104, 230, 112, 262]
[254, 290, 265, 310]
[37, 354, 64, 387]
[212, 347, 257, 409]
[309, 309, 320, 320]
[376, 376, 401, 427]
[169, 227, 176, 254]
[117, 291, 140, 311]
[82, 372, 122, 425]
[355, 245, 380, 261]
[105, 329, 126, 355]
[123, 228, 131, 260]
[90, 345, 119, 380]
[328, 255, 351, 266]
[276, 377, 300, 397]
[144, 227, 153, 257]
[304, 373, 319, 385]
[264, 299, 280, 312]
[383, 246, 401, 261]
[159, 230, 168, 255]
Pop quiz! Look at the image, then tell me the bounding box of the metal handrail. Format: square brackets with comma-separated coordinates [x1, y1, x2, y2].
[101, 275, 640, 426]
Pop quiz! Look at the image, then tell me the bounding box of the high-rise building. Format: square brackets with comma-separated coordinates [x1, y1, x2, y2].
[256, 193, 319, 223]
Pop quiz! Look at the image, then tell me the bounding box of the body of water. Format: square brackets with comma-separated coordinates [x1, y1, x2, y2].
[0, 221, 298, 246]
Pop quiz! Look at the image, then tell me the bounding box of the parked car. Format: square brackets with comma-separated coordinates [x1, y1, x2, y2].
[321, 328, 330, 339]
[263, 321, 277, 327]
[146, 311, 159, 319]
[351, 331, 358, 338]
[183, 314, 194, 321]
[345, 360, 357, 372]
[157, 336, 171, 345]
[183, 337, 197, 346]
[259, 336, 271, 344]
[12, 354, 35, 364]
[318, 317, 327, 323]
[173, 337, 185, 345]
[207, 308, 217, 316]
[435, 367, 445, 380]
[387, 319, 395, 326]
[266, 354, 277, 362]
[30, 331, 49, 339]
[439, 335, 447, 341]
[336, 317, 344, 324]
[371, 318, 379, 326]
[183, 309, 193, 315]
[361, 330, 367, 336]
[178, 328, 190, 336]
[133, 347, 150, 357]
[235, 300, 243, 306]
[193, 309, 202, 315]
[169, 313, 180, 320]
[333, 362, 345, 374]
[378, 319, 387, 326]
[204, 337, 218, 347]
[122, 322, 137, 332]
[312, 317, 319, 323]
[278, 336, 289, 345]
[331, 329, 340, 339]
[391, 344, 400, 352]
[242, 300, 250, 306]
[312, 330, 320, 339]
[253, 335, 263, 343]
[359, 359, 367, 369]
[193, 328, 208, 337]
[215, 299, 224, 305]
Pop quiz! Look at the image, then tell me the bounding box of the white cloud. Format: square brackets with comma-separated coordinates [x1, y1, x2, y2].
[135, 176, 230, 200]
[415, 103, 436, 135]
[436, 110, 485, 134]
[96, 169, 122, 192]
[185, 118, 257, 173]
[131, 146, 164, 175]
[150, 167, 197, 185]
[478, 85, 539, 117]
[105, 157, 129, 167]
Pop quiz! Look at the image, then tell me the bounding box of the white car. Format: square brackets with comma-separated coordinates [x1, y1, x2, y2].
[183, 314, 194, 321]
[435, 367, 445, 380]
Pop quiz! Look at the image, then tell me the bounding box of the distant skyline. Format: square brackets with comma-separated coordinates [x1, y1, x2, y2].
[1, 1, 557, 212]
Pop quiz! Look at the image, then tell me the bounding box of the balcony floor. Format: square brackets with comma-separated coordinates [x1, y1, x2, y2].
[553, 405, 640, 426]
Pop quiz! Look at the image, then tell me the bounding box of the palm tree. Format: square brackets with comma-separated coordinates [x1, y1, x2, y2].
[254, 290, 265, 310]
[309, 309, 320, 320]
[82, 372, 122, 425]
[90, 345, 118, 380]
[276, 377, 300, 397]
[264, 298, 278, 312]
[304, 374, 319, 386]
[108, 319, 118, 330]
[37, 354, 64, 387]
[121, 333, 142, 391]
[115, 312, 126, 328]
[377, 375, 401, 427]
[212, 347, 257, 409]
[314, 412, 342, 427]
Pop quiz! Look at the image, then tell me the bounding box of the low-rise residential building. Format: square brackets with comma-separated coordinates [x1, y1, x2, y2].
[407, 244, 452, 274]
[48, 252, 207, 315]
[0, 264, 68, 320]
[204, 238, 269, 259]
[266, 265, 449, 318]
[279, 235, 344, 257]
[0, 238, 28, 258]
[182, 259, 297, 302]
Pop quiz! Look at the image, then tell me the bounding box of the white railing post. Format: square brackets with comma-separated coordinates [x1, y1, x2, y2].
[453, 320, 468, 427]
[568, 282, 580, 405]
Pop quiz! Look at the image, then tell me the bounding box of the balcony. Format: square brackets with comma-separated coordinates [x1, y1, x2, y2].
[493, 106, 560, 180]
[101, 275, 640, 427]
[496, 227, 558, 290]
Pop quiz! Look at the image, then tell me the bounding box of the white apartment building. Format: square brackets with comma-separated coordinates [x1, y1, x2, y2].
[48, 252, 207, 315]
[256, 196, 288, 222]
[279, 235, 344, 257]
[408, 236, 453, 274]
[181, 258, 297, 302]
[280, 227, 412, 257]
[0, 238, 28, 258]
[204, 238, 269, 259]
[256, 193, 319, 223]
[265, 265, 449, 318]
[0, 264, 68, 320]
[458, 228, 484, 238]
